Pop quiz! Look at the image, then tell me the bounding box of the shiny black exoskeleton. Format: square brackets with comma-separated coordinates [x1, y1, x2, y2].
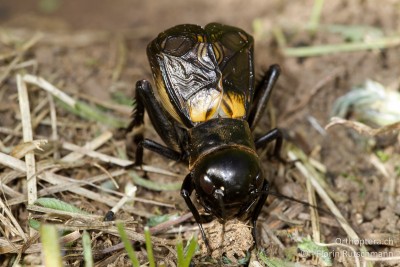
[127, 23, 282, 249]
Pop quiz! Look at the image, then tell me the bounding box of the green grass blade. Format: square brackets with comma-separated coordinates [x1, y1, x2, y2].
[182, 236, 197, 267]
[28, 219, 41, 230]
[56, 98, 128, 128]
[176, 237, 185, 267]
[284, 36, 400, 57]
[176, 235, 197, 267]
[147, 213, 179, 227]
[258, 250, 292, 267]
[144, 226, 156, 267]
[111, 91, 136, 107]
[308, 0, 325, 32]
[82, 231, 93, 267]
[117, 222, 140, 267]
[297, 238, 333, 266]
[40, 224, 63, 267]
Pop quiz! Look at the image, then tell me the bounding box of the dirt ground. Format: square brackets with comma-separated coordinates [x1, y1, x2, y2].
[1, 0, 400, 266]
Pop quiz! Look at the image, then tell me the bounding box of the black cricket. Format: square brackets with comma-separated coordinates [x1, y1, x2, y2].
[127, 23, 282, 248]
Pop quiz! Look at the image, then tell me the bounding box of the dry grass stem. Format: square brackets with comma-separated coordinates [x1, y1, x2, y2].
[109, 184, 137, 214]
[0, 151, 27, 171]
[10, 139, 47, 159]
[0, 231, 81, 254]
[47, 92, 59, 158]
[139, 164, 183, 178]
[38, 172, 152, 218]
[77, 92, 131, 115]
[0, 197, 26, 241]
[111, 35, 127, 83]
[22, 74, 76, 107]
[326, 117, 400, 136]
[61, 131, 113, 162]
[16, 74, 38, 238]
[150, 213, 193, 234]
[61, 141, 131, 167]
[288, 150, 371, 264]
[297, 213, 340, 228]
[306, 178, 321, 243]
[27, 204, 102, 220]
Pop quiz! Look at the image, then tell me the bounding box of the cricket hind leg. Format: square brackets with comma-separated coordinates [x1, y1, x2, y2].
[248, 64, 281, 131]
[128, 80, 187, 166]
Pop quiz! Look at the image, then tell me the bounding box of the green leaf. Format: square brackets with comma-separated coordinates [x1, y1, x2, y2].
[258, 250, 293, 267]
[117, 223, 140, 267]
[222, 251, 250, 265]
[29, 219, 41, 230]
[129, 171, 181, 191]
[147, 214, 178, 227]
[376, 150, 390, 162]
[297, 238, 333, 266]
[34, 197, 89, 214]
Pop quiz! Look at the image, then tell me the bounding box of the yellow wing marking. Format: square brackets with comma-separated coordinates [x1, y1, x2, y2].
[221, 91, 246, 119]
[212, 42, 223, 64]
[189, 89, 222, 122]
[154, 75, 184, 124]
[196, 34, 206, 43]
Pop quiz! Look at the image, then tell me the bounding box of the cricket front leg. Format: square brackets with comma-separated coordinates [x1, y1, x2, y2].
[181, 173, 211, 253]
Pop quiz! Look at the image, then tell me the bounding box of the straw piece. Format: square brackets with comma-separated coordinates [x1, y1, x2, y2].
[16, 75, 37, 211]
[22, 74, 76, 107]
[39, 172, 152, 218]
[0, 230, 81, 254]
[0, 198, 27, 241]
[111, 35, 127, 83]
[306, 178, 321, 243]
[326, 117, 400, 136]
[0, 151, 26, 172]
[140, 164, 183, 178]
[288, 150, 358, 238]
[288, 150, 372, 267]
[28, 205, 102, 220]
[109, 185, 137, 214]
[61, 131, 113, 162]
[0, 213, 20, 239]
[10, 140, 48, 159]
[0, 183, 23, 198]
[47, 92, 59, 159]
[61, 141, 132, 167]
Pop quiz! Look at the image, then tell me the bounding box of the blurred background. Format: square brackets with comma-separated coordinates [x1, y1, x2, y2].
[0, 0, 316, 31]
